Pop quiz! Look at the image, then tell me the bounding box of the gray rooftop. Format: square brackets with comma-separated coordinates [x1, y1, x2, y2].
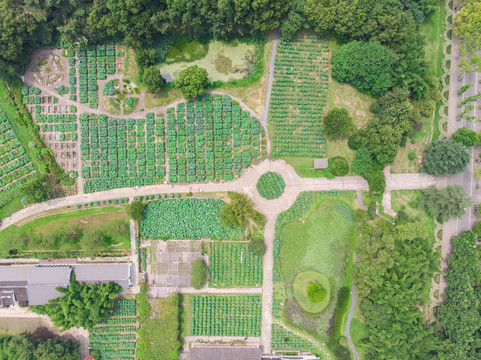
[28, 266, 71, 285]
[190, 346, 262, 360]
[74, 263, 130, 282]
[0, 265, 29, 282]
[26, 285, 64, 306]
[313, 158, 328, 169]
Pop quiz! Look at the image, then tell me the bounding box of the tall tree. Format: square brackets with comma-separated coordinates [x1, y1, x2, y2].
[423, 139, 471, 175]
[175, 65, 209, 99]
[422, 185, 472, 223]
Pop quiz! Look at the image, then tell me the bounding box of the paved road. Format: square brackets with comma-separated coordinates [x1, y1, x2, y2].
[442, 0, 480, 297]
[345, 284, 359, 360]
[261, 30, 280, 125]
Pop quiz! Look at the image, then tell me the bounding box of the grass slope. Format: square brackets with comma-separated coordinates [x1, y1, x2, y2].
[293, 271, 331, 314]
[0, 206, 130, 256]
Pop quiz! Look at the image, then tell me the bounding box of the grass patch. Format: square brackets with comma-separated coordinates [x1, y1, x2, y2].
[100, 96, 121, 115]
[123, 97, 139, 115]
[180, 294, 192, 338]
[165, 39, 209, 64]
[0, 206, 130, 256]
[36, 60, 47, 67]
[279, 197, 357, 339]
[280, 156, 324, 178]
[293, 271, 331, 314]
[137, 292, 181, 360]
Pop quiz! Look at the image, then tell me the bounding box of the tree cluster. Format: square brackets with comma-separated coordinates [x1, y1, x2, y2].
[422, 185, 472, 223]
[219, 192, 263, 229]
[324, 107, 354, 139]
[352, 213, 440, 358]
[423, 139, 471, 175]
[32, 272, 121, 330]
[437, 231, 481, 359]
[176, 65, 209, 99]
[0, 333, 78, 360]
[128, 200, 146, 223]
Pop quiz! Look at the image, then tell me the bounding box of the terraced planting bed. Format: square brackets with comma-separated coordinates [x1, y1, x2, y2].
[269, 35, 328, 158]
[209, 242, 263, 286]
[271, 324, 314, 352]
[166, 94, 263, 182]
[191, 295, 261, 336]
[140, 199, 242, 240]
[89, 299, 137, 360]
[80, 112, 166, 193]
[0, 106, 36, 190]
[257, 171, 285, 199]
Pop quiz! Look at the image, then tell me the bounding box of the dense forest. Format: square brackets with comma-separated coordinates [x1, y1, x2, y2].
[0, 333, 78, 360]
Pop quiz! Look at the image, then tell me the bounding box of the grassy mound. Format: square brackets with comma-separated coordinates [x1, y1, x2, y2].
[293, 271, 331, 314]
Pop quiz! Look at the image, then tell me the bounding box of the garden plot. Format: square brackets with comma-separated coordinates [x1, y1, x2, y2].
[147, 240, 203, 288]
[89, 299, 137, 360]
[140, 199, 243, 240]
[101, 79, 140, 115]
[190, 295, 261, 336]
[0, 106, 36, 191]
[29, 50, 66, 87]
[269, 35, 329, 158]
[166, 94, 263, 183]
[158, 40, 255, 82]
[80, 112, 166, 193]
[209, 242, 263, 287]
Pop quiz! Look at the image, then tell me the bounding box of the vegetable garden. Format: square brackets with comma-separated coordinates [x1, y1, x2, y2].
[166, 94, 263, 183]
[89, 299, 137, 359]
[34, 114, 77, 141]
[191, 295, 261, 336]
[0, 106, 36, 190]
[80, 112, 166, 193]
[256, 172, 285, 199]
[269, 35, 328, 157]
[209, 242, 263, 286]
[140, 199, 242, 240]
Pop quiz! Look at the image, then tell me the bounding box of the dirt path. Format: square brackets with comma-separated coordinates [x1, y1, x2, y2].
[261, 30, 280, 125]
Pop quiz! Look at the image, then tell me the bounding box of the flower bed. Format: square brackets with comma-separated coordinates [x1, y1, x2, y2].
[269, 35, 328, 157]
[209, 242, 263, 286]
[191, 295, 261, 336]
[80, 112, 166, 193]
[140, 199, 243, 240]
[89, 299, 137, 360]
[166, 94, 263, 183]
[256, 172, 285, 199]
[0, 106, 36, 190]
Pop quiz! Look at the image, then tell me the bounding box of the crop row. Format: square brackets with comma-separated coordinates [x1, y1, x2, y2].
[209, 243, 263, 286]
[256, 172, 285, 200]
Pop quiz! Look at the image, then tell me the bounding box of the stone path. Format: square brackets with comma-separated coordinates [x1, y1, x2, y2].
[345, 284, 358, 360]
[129, 218, 139, 290]
[261, 30, 280, 125]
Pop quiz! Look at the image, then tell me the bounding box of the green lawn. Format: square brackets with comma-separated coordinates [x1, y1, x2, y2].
[0, 206, 130, 256]
[278, 196, 357, 340]
[293, 271, 331, 314]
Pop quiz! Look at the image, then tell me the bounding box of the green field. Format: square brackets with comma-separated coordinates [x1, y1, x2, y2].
[0, 206, 130, 256]
[293, 271, 331, 314]
[278, 196, 357, 341]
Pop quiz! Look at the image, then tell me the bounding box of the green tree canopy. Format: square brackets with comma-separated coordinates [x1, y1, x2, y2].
[175, 65, 209, 99]
[31, 272, 121, 330]
[423, 139, 471, 175]
[329, 156, 349, 176]
[352, 147, 373, 176]
[0, 333, 78, 360]
[454, 1, 481, 54]
[306, 281, 326, 303]
[142, 66, 165, 94]
[218, 192, 264, 229]
[331, 41, 393, 96]
[128, 200, 146, 223]
[191, 258, 208, 289]
[452, 127, 479, 147]
[324, 107, 354, 139]
[422, 185, 472, 223]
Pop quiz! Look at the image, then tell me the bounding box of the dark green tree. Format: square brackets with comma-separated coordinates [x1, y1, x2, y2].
[0, 333, 78, 360]
[422, 185, 472, 223]
[128, 200, 146, 223]
[331, 41, 393, 96]
[452, 127, 479, 147]
[175, 65, 209, 99]
[423, 139, 471, 175]
[191, 258, 208, 289]
[142, 66, 165, 94]
[219, 192, 263, 229]
[352, 147, 373, 176]
[329, 156, 349, 176]
[324, 107, 354, 139]
[306, 281, 326, 303]
[249, 239, 266, 257]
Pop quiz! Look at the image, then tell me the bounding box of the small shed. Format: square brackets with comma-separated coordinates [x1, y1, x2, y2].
[313, 158, 328, 169]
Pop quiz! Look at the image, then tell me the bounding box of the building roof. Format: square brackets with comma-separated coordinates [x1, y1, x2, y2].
[28, 266, 71, 285]
[313, 158, 328, 169]
[0, 265, 29, 282]
[74, 264, 131, 290]
[190, 346, 262, 360]
[26, 285, 64, 306]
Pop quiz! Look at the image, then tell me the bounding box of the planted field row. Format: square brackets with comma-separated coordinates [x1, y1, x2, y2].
[80, 112, 166, 193]
[269, 35, 329, 157]
[209, 243, 263, 286]
[271, 324, 314, 352]
[257, 172, 285, 200]
[166, 94, 263, 183]
[77, 43, 117, 109]
[191, 295, 261, 337]
[140, 199, 243, 240]
[0, 106, 36, 190]
[89, 299, 137, 360]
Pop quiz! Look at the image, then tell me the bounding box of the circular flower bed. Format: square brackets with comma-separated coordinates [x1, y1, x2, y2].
[256, 172, 285, 199]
